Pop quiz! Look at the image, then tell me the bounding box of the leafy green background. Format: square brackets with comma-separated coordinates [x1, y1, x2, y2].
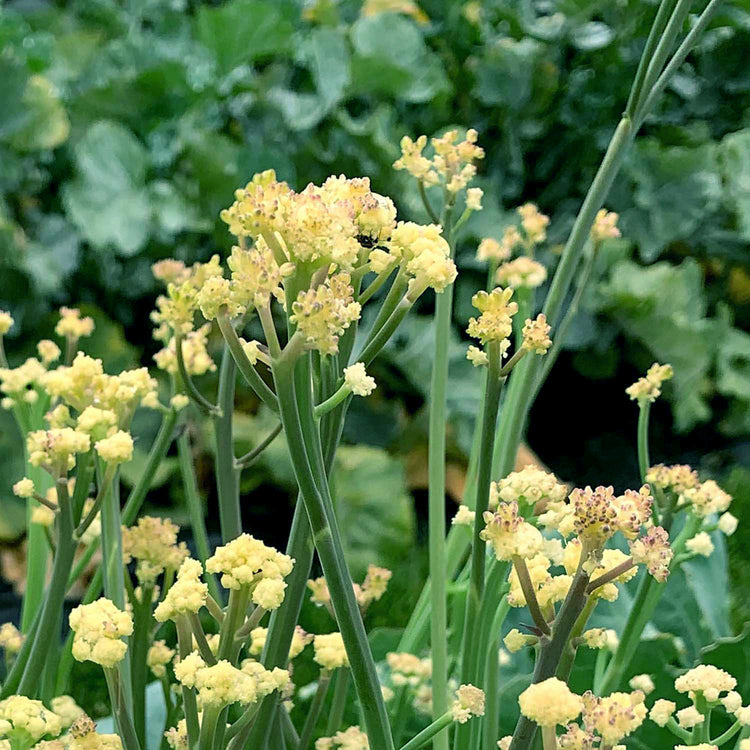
[1, 0, 749, 736]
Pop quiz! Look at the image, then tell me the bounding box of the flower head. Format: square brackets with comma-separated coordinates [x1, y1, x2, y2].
[147, 641, 175, 678]
[495, 257, 547, 289]
[625, 363, 673, 403]
[591, 209, 621, 242]
[582, 690, 647, 744]
[629, 526, 673, 582]
[154, 558, 208, 622]
[55, 307, 94, 341]
[313, 633, 349, 670]
[480, 503, 544, 561]
[518, 678, 582, 727]
[521, 315, 551, 354]
[69, 598, 133, 668]
[122, 516, 189, 584]
[206, 533, 293, 591]
[675, 665, 736, 702]
[344, 363, 376, 397]
[0, 696, 63, 744]
[451, 684, 485, 723]
[517, 204, 549, 244]
[291, 274, 361, 356]
[467, 288, 518, 345]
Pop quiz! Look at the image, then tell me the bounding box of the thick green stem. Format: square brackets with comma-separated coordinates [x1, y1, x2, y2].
[11, 479, 75, 698]
[508, 567, 590, 750]
[455, 347, 503, 750]
[271, 362, 394, 750]
[217, 313, 279, 413]
[104, 667, 142, 750]
[458, 349, 504, 683]
[483, 601, 511, 750]
[175, 617, 200, 748]
[637, 401, 651, 484]
[400, 712, 454, 750]
[197, 702, 222, 750]
[21, 465, 52, 632]
[130, 584, 153, 747]
[214, 345, 242, 543]
[298, 671, 332, 750]
[428, 275, 455, 750]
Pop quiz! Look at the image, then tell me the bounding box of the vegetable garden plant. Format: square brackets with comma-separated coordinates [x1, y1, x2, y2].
[0, 1, 747, 749]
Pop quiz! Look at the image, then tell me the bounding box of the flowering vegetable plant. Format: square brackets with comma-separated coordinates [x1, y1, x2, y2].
[0, 1, 744, 749]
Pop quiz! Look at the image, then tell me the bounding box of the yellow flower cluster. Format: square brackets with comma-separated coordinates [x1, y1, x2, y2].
[122, 516, 190, 584]
[625, 362, 674, 403]
[290, 274, 361, 356]
[570, 485, 651, 546]
[0, 311, 13, 335]
[68, 714, 122, 750]
[147, 640, 175, 678]
[313, 633, 349, 670]
[582, 690, 647, 744]
[467, 288, 518, 347]
[490, 466, 567, 510]
[480, 502, 543, 561]
[629, 526, 673, 582]
[55, 308, 94, 341]
[68, 598, 133, 668]
[154, 558, 208, 622]
[674, 664, 736, 702]
[517, 204, 550, 245]
[591, 209, 621, 242]
[645, 464, 699, 494]
[94, 430, 133, 465]
[518, 677, 582, 727]
[0, 696, 62, 744]
[315, 725, 370, 750]
[680, 479, 733, 517]
[41, 352, 156, 423]
[451, 684, 485, 723]
[205, 534, 293, 608]
[175, 654, 270, 707]
[386, 652, 432, 687]
[37, 340, 61, 365]
[521, 314, 552, 354]
[248, 625, 312, 661]
[27, 428, 90, 476]
[0, 357, 46, 409]
[495, 257, 547, 289]
[154, 324, 215, 376]
[0, 623, 24, 655]
[343, 362, 376, 397]
[476, 234, 515, 264]
[221, 172, 396, 271]
[393, 129, 484, 193]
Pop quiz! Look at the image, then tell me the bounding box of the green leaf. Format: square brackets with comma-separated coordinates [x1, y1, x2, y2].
[305, 28, 350, 110]
[618, 139, 722, 262]
[719, 127, 750, 241]
[24, 215, 80, 294]
[600, 258, 718, 430]
[7, 75, 69, 151]
[570, 21, 615, 51]
[195, 0, 294, 74]
[62, 121, 151, 255]
[333, 445, 416, 578]
[350, 14, 449, 103]
[716, 325, 750, 402]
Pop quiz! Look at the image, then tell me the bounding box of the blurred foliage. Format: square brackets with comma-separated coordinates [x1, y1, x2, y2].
[1, 0, 749, 624]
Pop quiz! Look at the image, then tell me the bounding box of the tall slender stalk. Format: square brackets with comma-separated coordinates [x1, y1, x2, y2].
[177, 429, 222, 602]
[12, 479, 74, 698]
[271, 360, 395, 750]
[214, 346, 241, 543]
[427, 275, 455, 750]
[455, 344, 504, 750]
